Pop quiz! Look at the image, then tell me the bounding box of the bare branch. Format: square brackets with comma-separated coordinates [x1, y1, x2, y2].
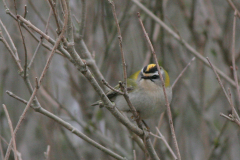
[102, 79, 124, 95]
[108, 0, 142, 136]
[44, 145, 51, 160]
[108, 0, 127, 85]
[28, 9, 52, 69]
[79, 0, 86, 38]
[137, 12, 181, 160]
[0, 27, 23, 72]
[231, 10, 240, 111]
[155, 127, 177, 160]
[2, 104, 18, 160]
[226, 0, 240, 18]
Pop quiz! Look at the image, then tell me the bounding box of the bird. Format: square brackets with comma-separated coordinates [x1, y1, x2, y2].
[92, 64, 172, 120]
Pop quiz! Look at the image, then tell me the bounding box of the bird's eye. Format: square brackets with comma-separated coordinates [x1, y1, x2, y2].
[152, 75, 159, 79]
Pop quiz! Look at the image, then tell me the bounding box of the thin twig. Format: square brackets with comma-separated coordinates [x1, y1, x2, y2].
[17, 15, 72, 60]
[172, 57, 196, 89]
[153, 112, 165, 147]
[48, 0, 61, 33]
[28, 9, 52, 69]
[14, 0, 28, 79]
[79, 0, 86, 38]
[220, 113, 235, 122]
[226, 0, 240, 18]
[231, 10, 240, 111]
[102, 79, 124, 95]
[207, 58, 240, 120]
[108, 0, 127, 85]
[2, 104, 18, 160]
[137, 12, 181, 160]
[0, 28, 23, 72]
[6, 91, 31, 105]
[44, 145, 50, 160]
[155, 127, 177, 160]
[227, 88, 240, 121]
[206, 58, 231, 104]
[0, 138, 4, 160]
[133, 150, 136, 160]
[0, 18, 19, 60]
[23, 5, 28, 18]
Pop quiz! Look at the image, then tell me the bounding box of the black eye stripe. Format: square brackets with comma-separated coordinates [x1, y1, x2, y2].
[152, 75, 159, 79]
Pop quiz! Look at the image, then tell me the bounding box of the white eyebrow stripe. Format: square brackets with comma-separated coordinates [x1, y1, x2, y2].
[154, 70, 164, 75]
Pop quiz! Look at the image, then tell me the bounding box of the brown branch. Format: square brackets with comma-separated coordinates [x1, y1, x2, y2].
[23, 5, 27, 18]
[137, 12, 181, 160]
[14, 0, 28, 79]
[79, 0, 86, 38]
[231, 10, 240, 111]
[28, 9, 52, 69]
[108, 0, 127, 85]
[44, 145, 51, 160]
[102, 79, 124, 95]
[0, 28, 23, 73]
[107, 0, 142, 133]
[2, 104, 18, 160]
[226, 0, 240, 18]
[206, 58, 240, 123]
[206, 58, 231, 104]
[48, 0, 61, 33]
[154, 127, 177, 160]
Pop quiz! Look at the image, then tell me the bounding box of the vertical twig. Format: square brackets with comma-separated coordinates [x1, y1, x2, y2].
[107, 0, 140, 123]
[231, 10, 240, 110]
[108, 1, 160, 160]
[23, 5, 28, 18]
[44, 145, 51, 160]
[0, 138, 4, 160]
[133, 150, 136, 160]
[13, 0, 28, 79]
[137, 12, 181, 160]
[79, 0, 86, 38]
[2, 104, 18, 160]
[108, 0, 127, 85]
[48, 0, 61, 33]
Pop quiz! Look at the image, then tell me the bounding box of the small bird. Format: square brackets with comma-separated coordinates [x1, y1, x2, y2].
[92, 64, 172, 120]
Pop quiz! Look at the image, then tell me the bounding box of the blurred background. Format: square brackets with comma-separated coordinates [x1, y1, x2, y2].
[0, 0, 240, 159]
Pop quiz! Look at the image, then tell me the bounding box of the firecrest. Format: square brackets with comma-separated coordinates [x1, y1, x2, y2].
[92, 64, 172, 119]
